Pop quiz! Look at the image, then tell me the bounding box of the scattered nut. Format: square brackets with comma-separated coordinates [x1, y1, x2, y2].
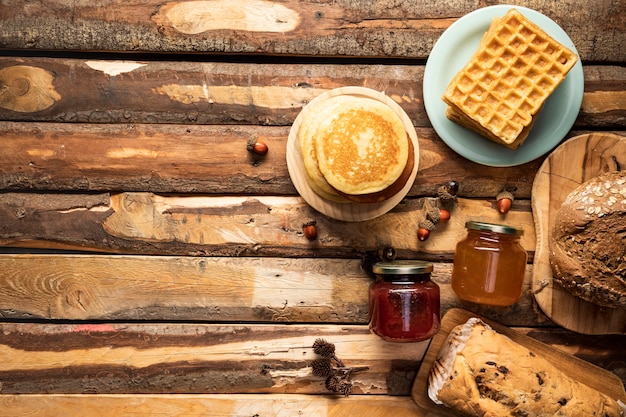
[247, 138, 269, 155]
[439, 208, 451, 222]
[446, 180, 459, 196]
[418, 219, 436, 241]
[496, 190, 514, 214]
[302, 220, 318, 241]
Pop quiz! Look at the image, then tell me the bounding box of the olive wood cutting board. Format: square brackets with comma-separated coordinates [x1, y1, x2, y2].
[531, 133, 626, 335]
[411, 308, 626, 416]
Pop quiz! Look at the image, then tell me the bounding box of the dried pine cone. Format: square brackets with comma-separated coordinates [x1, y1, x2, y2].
[313, 338, 336, 358]
[311, 358, 333, 377]
[325, 375, 340, 392]
[338, 381, 353, 397]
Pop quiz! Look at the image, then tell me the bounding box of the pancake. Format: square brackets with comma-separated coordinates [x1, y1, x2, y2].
[298, 96, 353, 203]
[313, 96, 409, 196]
[337, 134, 414, 203]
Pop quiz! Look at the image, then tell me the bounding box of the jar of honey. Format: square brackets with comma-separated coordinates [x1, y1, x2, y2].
[451, 221, 527, 306]
[369, 260, 440, 342]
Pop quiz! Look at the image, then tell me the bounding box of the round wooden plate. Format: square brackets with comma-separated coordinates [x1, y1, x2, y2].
[286, 86, 419, 222]
[531, 133, 626, 334]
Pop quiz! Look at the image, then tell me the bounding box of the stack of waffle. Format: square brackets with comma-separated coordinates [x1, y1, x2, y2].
[443, 8, 578, 149]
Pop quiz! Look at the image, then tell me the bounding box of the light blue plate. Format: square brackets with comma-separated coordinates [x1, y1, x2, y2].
[423, 5, 584, 167]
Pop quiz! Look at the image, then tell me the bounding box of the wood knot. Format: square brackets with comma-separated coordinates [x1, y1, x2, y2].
[0, 65, 61, 112]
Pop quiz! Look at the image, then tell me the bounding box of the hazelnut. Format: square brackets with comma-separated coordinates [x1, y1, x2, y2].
[446, 180, 459, 196]
[302, 220, 317, 241]
[247, 138, 268, 155]
[418, 219, 436, 241]
[496, 190, 515, 214]
[439, 208, 451, 222]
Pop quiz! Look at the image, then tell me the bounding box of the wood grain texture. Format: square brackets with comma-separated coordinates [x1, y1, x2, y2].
[0, 394, 423, 417]
[0, 255, 546, 326]
[1, 0, 625, 409]
[0, 193, 536, 258]
[0, 322, 429, 395]
[0, 58, 623, 128]
[0, 1, 623, 61]
[532, 133, 626, 334]
[0, 318, 623, 395]
[0, 120, 557, 197]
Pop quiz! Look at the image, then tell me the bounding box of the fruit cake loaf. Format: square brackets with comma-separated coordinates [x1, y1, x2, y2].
[428, 318, 623, 416]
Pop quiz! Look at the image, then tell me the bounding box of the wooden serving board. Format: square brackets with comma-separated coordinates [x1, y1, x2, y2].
[286, 86, 419, 222]
[531, 133, 626, 334]
[411, 308, 626, 416]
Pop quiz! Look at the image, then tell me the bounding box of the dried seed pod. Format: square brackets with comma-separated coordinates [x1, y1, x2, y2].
[496, 190, 515, 214]
[338, 381, 353, 397]
[313, 338, 336, 358]
[311, 358, 333, 377]
[325, 375, 340, 392]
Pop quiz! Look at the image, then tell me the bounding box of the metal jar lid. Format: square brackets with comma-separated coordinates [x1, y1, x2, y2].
[372, 260, 433, 275]
[465, 221, 523, 236]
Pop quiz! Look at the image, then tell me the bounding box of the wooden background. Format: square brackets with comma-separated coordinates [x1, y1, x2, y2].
[0, 0, 625, 415]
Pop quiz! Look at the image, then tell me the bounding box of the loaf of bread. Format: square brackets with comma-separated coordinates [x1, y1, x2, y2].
[428, 318, 623, 416]
[550, 171, 626, 308]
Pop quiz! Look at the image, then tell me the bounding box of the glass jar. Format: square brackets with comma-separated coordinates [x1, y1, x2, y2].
[451, 221, 528, 306]
[369, 260, 440, 342]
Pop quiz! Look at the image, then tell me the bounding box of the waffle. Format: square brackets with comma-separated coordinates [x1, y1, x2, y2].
[443, 8, 578, 149]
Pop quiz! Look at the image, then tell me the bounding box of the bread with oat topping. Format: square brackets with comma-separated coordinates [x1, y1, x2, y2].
[549, 171, 626, 308]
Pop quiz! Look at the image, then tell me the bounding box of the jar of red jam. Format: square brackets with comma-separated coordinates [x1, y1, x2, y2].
[451, 221, 528, 306]
[369, 260, 440, 342]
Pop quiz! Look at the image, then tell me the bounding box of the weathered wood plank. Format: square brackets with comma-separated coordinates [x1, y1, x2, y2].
[0, 1, 623, 61]
[0, 121, 555, 197]
[0, 58, 427, 126]
[1, 394, 424, 417]
[0, 320, 622, 395]
[520, 327, 626, 387]
[0, 322, 428, 395]
[0, 255, 547, 326]
[0, 193, 536, 258]
[2, 122, 621, 198]
[0, 58, 624, 128]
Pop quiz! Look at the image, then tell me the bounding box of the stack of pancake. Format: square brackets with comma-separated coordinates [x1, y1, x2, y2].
[298, 94, 413, 204]
[443, 8, 578, 149]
